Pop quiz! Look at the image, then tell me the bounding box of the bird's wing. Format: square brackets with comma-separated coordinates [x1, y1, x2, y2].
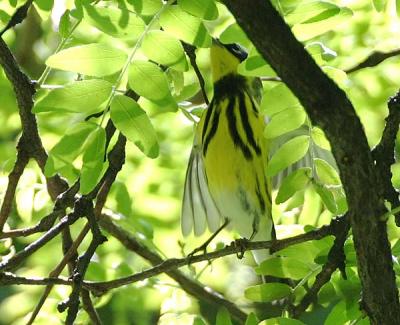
[181, 142, 222, 237]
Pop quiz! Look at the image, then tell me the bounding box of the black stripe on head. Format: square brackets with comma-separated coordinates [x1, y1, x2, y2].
[203, 105, 220, 156]
[238, 93, 262, 156]
[226, 96, 252, 160]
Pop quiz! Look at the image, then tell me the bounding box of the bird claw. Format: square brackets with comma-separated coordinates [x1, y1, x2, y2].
[233, 237, 250, 259]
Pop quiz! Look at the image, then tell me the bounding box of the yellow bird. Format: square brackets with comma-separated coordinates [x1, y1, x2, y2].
[181, 40, 274, 263]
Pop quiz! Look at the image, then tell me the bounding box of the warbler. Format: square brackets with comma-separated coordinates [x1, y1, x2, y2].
[181, 39, 274, 263]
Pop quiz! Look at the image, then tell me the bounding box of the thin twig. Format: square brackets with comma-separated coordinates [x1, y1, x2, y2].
[345, 49, 400, 74]
[182, 42, 209, 105]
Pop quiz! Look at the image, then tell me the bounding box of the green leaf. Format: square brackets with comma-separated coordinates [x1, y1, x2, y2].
[110, 95, 159, 158]
[261, 84, 300, 116]
[292, 7, 353, 41]
[245, 283, 291, 302]
[322, 66, 348, 88]
[314, 158, 340, 185]
[159, 5, 212, 47]
[373, 0, 386, 11]
[259, 317, 306, 325]
[44, 122, 98, 176]
[313, 182, 337, 213]
[80, 126, 106, 194]
[215, 307, 232, 325]
[397, 0, 400, 16]
[83, 5, 145, 39]
[238, 55, 276, 77]
[311, 127, 331, 150]
[142, 30, 188, 71]
[59, 9, 71, 38]
[305, 42, 337, 63]
[244, 312, 258, 325]
[264, 107, 306, 139]
[128, 60, 171, 101]
[276, 168, 312, 204]
[178, 0, 218, 20]
[128, 0, 163, 16]
[256, 257, 313, 280]
[285, 1, 340, 25]
[33, 79, 112, 113]
[46, 43, 127, 77]
[266, 135, 310, 177]
[219, 23, 250, 47]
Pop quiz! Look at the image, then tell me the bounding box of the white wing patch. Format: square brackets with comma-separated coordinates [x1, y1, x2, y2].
[181, 145, 222, 237]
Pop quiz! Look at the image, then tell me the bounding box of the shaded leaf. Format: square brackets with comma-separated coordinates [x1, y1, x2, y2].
[256, 256, 313, 280]
[276, 167, 312, 204]
[80, 126, 107, 194]
[216, 307, 232, 325]
[266, 136, 310, 177]
[245, 283, 291, 302]
[259, 317, 306, 325]
[313, 182, 337, 213]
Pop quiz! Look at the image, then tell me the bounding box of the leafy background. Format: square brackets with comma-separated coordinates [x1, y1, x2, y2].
[1, 0, 400, 324]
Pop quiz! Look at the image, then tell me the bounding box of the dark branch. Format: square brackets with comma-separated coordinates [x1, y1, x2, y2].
[182, 42, 209, 105]
[372, 92, 400, 225]
[0, 0, 33, 37]
[345, 49, 400, 74]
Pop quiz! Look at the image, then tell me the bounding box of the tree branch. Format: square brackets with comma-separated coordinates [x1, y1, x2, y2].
[345, 49, 400, 74]
[221, 1, 400, 323]
[372, 91, 400, 225]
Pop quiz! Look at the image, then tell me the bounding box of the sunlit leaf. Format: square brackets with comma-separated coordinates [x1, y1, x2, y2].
[83, 5, 145, 39]
[306, 41, 337, 63]
[276, 167, 312, 204]
[33, 79, 112, 113]
[46, 43, 127, 77]
[311, 127, 331, 150]
[264, 107, 306, 139]
[314, 158, 340, 185]
[159, 5, 212, 47]
[292, 7, 353, 41]
[128, 0, 163, 16]
[238, 55, 276, 77]
[245, 283, 291, 302]
[261, 84, 300, 116]
[142, 30, 188, 71]
[266, 136, 310, 177]
[313, 182, 337, 213]
[373, 0, 386, 11]
[128, 60, 171, 101]
[59, 9, 70, 38]
[178, 0, 218, 20]
[110, 95, 159, 158]
[80, 126, 107, 194]
[219, 23, 250, 46]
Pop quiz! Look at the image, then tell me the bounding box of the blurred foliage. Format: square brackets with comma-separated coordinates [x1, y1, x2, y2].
[1, 0, 400, 324]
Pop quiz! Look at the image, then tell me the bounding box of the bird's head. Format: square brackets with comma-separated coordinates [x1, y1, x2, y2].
[210, 39, 248, 83]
